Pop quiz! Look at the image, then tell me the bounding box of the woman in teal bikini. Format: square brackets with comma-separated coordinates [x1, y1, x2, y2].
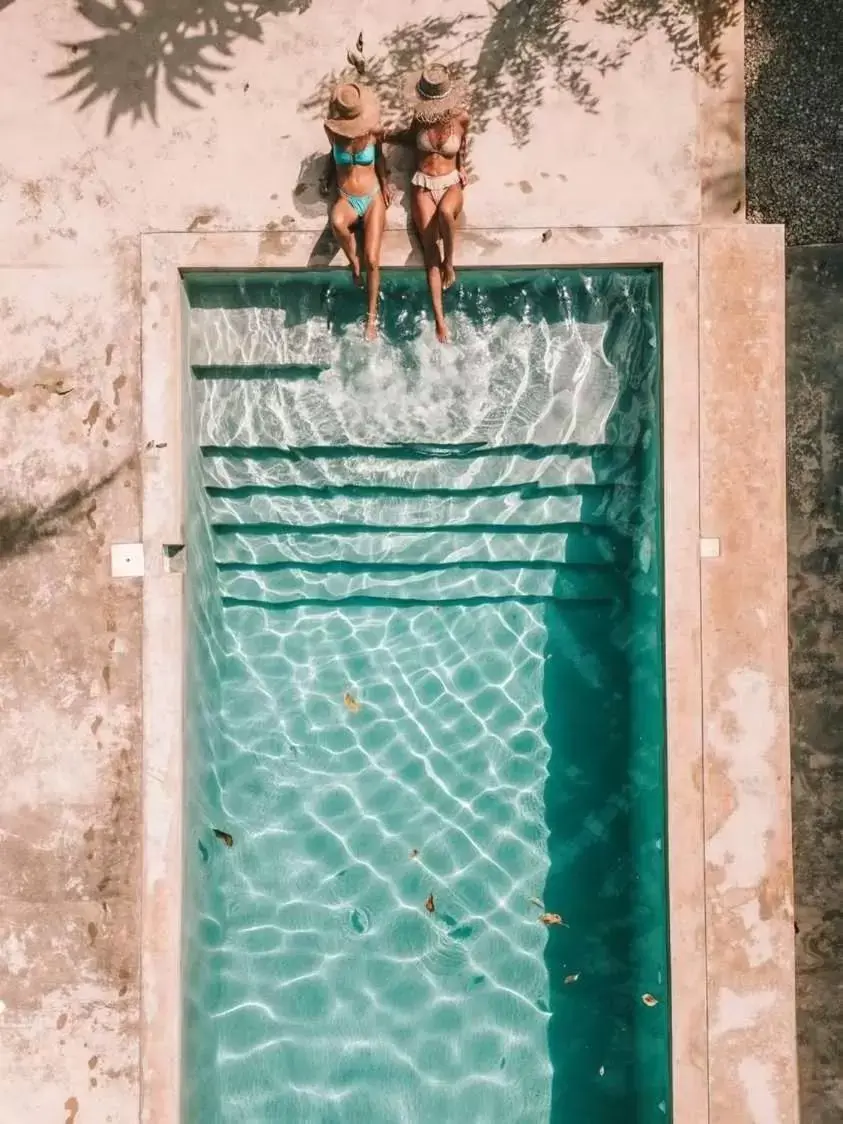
[323, 83, 393, 340]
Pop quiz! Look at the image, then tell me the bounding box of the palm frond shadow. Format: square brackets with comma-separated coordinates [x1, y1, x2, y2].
[0, 459, 133, 562]
[48, 0, 312, 134]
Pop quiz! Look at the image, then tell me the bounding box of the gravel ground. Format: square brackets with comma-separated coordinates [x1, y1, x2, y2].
[785, 246, 843, 1124]
[746, 0, 843, 245]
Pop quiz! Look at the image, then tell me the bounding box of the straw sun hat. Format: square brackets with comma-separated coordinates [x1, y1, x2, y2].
[402, 63, 467, 123]
[325, 81, 381, 137]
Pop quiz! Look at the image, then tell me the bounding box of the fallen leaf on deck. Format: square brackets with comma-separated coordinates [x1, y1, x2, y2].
[35, 379, 73, 395]
[641, 993, 659, 1007]
[213, 829, 234, 847]
[425, 893, 435, 913]
[343, 692, 361, 713]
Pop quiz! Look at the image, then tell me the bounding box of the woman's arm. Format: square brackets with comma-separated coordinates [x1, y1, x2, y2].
[374, 134, 394, 205]
[456, 112, 470, 185]
[320, 124, 336, 196]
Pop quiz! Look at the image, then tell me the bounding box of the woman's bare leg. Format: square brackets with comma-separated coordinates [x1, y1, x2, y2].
[330, 197, 361, 283]
[412, 187, 448, 342]
[438, 184, 464, 291]
[362, 192, 387, 341]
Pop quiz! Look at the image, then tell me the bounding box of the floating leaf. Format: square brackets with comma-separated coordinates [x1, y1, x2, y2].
[528, 897, 544, 909]
[564, 973, 580, 984]
[213, 828, 234, 848]
[641, 993, 659, 1007]
[425, 893, 435, 914]
[409, 848, 419, 859]
[343, 692, 361, 713]
[539, 913, 566, 926]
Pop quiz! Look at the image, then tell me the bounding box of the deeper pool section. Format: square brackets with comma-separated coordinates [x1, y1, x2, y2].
[181, 269, 670, 1122]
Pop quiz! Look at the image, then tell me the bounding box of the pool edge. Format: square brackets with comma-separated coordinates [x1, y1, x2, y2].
[140, 226, 796, 1124]
[699, 225, 798, 1124]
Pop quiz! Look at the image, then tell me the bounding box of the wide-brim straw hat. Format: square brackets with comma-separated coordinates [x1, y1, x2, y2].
[325, 81, 381, 137]
[402, 63, 467, 123]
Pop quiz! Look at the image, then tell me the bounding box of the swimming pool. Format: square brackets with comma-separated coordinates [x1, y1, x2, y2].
[180, 268, 670, 1122]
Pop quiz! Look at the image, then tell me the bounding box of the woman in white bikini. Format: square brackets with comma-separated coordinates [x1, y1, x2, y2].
[392, 65, 469, 343]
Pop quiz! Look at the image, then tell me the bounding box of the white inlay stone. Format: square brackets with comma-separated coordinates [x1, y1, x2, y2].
[700, 537, 721, 559]
[111, 542, 144, 577]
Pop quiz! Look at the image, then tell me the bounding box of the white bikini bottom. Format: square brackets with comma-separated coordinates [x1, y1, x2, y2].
[411, 169, 461, 206]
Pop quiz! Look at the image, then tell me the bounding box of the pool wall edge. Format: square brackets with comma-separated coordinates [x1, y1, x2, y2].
[140, 225, 797, 1124]
[140, 259, 186, 1124]
[699, 225, 798, 1124]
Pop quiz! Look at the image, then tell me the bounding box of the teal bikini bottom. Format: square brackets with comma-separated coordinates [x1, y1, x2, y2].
[341, 181, 380, 218]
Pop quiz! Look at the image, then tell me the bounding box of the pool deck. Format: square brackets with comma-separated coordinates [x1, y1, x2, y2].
[0, 2, 797, 1122]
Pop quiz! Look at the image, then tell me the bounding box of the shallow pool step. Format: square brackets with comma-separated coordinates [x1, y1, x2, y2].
[192, 349, 625, 448]
[189, 307, 333, 367]
[192, 364, 327, 381]
[211, 527, 618, 568]
[200, 445, 637, 492]
[194, 379, 623, 449]
[218, 564, 620, 606]
[208, 488, 613, 531]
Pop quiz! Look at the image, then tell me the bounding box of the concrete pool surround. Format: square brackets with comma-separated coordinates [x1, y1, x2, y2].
[0, 2, 795, 1119]
[141, 226, 795, 1123]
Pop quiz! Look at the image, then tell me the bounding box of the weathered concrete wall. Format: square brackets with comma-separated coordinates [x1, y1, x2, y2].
[0, 1, 739, 1120]
[786, 245, 843, 1123]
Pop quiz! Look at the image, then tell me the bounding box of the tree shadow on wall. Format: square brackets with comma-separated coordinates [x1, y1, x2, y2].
[301, 0, 740, 142]
[50, 0, 739, 141]
[48, 0, 312, 134]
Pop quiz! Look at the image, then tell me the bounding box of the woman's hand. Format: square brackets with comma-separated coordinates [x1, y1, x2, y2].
[458, 170, 468, 188]
[383, 181, 396, 207]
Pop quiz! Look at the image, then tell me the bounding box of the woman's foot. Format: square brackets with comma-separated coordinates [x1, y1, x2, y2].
[364, 315, 378, 341]
[442, 262, 456, 290]
[435, 318, 450, 344]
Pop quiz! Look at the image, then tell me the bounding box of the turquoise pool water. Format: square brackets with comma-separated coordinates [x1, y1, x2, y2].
[181, 269, 670, 1122]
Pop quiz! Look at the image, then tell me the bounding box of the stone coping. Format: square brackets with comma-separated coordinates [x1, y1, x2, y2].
[140, 226, 795, 1124]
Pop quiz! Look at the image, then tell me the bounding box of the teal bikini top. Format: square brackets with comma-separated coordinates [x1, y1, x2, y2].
[333, 142, 376, 166]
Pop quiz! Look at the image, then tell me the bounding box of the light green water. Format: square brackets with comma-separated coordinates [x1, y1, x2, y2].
[182, 269, 670, 1122]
